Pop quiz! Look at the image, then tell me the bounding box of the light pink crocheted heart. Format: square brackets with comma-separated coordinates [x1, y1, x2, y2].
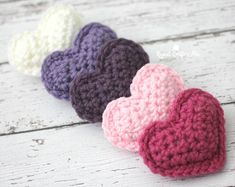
[102, 64, 185, 152]
[139, 88, 226, 177]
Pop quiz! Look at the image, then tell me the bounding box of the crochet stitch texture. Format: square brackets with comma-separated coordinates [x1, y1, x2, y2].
[102, 64, 185, 152]
[139, 88, 226, 177]
[41, 22, 117, 100]
[70, 38, 149, 122]
[8, 4, 83, 76]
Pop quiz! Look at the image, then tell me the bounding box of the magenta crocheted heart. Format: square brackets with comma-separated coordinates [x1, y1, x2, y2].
[41, 22, 117, 100]
[139, 88, 226, 177]
[70, 38, 149, 122]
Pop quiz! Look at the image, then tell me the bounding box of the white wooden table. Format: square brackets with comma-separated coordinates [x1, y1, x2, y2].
[0, 0, 235, 186]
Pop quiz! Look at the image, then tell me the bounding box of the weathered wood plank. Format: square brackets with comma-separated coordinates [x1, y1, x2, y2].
[143, 31, 235, 104]
[0, 0, 234, 186]
[0, 103, 234, 187]
[0, 0, 235, 63]
[1, 30, 235, 135]
[0, 64, 86, 135]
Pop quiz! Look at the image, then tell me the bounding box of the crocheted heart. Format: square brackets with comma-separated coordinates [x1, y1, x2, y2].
[41, 22, 117, 100]
[8, 4, 83, 76]
[70, 38, 149, 122]
[139, 88, 226, 177]
[102, 64, 185, 152]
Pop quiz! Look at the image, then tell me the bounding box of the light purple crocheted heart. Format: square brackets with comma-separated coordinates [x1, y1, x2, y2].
[41, 22, 117, 100]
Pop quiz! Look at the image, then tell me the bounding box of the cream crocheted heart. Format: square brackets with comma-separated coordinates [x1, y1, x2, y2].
[8, 4, 83, 76]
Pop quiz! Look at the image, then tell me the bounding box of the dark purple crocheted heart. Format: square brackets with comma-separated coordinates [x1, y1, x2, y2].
[70, 38, 149, 122]
[41, 22, 117, 100]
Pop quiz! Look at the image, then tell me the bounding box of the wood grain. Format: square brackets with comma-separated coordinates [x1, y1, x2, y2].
[0, 63, 87, 135]
[1, 30, 234, 135]
[0, 0, 235, 186]
[0, 104, 234, 187]
[1, 0, 235, 63]
[144, 31, 235, 104]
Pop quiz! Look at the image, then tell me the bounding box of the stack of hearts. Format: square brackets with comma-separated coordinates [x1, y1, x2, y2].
[8, 4, 226, 178]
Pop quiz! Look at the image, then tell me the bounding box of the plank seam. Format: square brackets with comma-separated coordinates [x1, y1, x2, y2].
[139, 26, 235, 45]
[1, 26, 235, 64]
[0, 62, 8, 66]
[0, 121, 89, 137]
[0, 102, 234, 137]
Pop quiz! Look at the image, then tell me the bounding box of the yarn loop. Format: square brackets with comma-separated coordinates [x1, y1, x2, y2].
[70, 38, 149, 122]
[139, 88, 226, 177]
[102, 64, 185, 152]
[41, 22, 117, 99]
[8, 4, 83, 76]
